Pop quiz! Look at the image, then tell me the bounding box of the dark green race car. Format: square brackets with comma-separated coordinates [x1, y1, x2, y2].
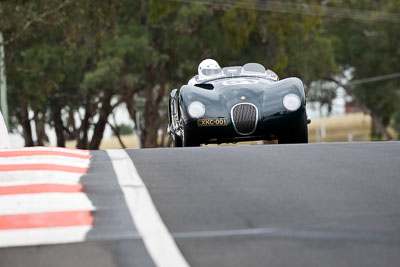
[168, 63, 310, 147]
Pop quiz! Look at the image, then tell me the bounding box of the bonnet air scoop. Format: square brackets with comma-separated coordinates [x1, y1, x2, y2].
[194, 83, 214, 90]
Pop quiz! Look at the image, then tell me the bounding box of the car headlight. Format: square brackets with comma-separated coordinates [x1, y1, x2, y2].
[283, 93, 301, 111]
[188, 101, 206, 118]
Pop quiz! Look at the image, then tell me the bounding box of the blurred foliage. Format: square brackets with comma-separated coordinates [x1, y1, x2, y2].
[325, 0, 400, 139]
[1, 0, 399, 147]
[116, 123, 134, 136]
[393, 111, 400, 138]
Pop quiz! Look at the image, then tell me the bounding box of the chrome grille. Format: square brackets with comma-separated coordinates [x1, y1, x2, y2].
[231, 103, 258, 135]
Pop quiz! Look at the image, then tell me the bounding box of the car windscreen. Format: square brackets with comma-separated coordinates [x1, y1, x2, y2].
[199, 75, 270, 84]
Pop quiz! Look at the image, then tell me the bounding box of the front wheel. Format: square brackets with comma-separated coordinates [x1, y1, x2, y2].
[182, 123, 200, 147]
[279, 113, 308, 144]
[173, 134, 183, 147]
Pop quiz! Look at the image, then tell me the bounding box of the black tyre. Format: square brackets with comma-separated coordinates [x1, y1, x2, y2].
[173, 134, 183, 147]
[279, 113, 308, 144]
[182, 123, 200, 147]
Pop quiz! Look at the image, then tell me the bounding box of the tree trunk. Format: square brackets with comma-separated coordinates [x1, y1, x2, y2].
[53, 106, 65, 147]
[124, 88, 137, 128]
[141, 64, 168, 148]
[89, 89, 114, 150]
[107, 121, 127, 149]
[34, 112, 48, 146]
[77, 89, 92, 149]
[19, 106, 34, 147]
[140, 66, 155, 148]
[65, 108, 77, 141]
[141, 119, 160, 148]
[159, 113, 170, 147]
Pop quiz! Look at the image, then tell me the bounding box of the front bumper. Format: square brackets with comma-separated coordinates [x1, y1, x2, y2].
[185, 107, 306, 144]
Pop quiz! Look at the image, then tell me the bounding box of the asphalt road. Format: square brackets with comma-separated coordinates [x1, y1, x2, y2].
[1, 142, 400, 267]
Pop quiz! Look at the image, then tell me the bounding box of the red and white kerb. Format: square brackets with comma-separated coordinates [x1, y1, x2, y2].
[0, 147, 94, 247]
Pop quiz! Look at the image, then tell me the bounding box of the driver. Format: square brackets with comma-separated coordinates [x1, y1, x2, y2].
[198, 59, 223, 81]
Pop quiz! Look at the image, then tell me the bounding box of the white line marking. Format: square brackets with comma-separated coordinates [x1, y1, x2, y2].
[171, 227, 400, 242]
[0, 226, 92, 248]
[0, 193, 95, 215]
[106, 149, 189, 267]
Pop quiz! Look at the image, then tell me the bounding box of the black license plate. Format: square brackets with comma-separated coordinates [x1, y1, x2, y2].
[198, 118, 228, 127]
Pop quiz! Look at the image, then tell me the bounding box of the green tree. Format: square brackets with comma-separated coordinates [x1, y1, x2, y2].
[2, 0, 122, 148]
[7, 0, 395, 149]
[324, 0, 400, 139]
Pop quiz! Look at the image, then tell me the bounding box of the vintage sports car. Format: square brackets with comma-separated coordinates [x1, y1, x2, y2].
[168, 63, 309, 147]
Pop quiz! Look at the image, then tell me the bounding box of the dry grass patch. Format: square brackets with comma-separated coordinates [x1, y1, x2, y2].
[308, 112, 371, 142]
[65, 135, 140, 150]
[63, 113, 377, 149]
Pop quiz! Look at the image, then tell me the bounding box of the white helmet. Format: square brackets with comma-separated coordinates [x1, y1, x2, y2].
[198, 59, 223, 81]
